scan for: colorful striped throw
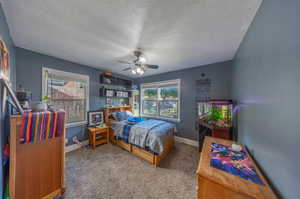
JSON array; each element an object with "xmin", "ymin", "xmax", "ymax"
[{"xmin": 20, "ymin": 110, "xmax": 65, "ymax": 144}]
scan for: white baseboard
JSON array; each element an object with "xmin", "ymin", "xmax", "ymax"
[
  {"xmin": 175, "ymin": 136, "xmax": 198, "ymax": 147},
  {"xmin": 65, "ymin": 136, "xmax": 198, "ymax": 152},
  {"xmin": 65, "ymin": 140, "xmax": 89, "ymax": 153}
]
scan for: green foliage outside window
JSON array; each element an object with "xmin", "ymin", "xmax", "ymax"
[
  {"xmin": 160, "ymin": 87, "xmax": 178, "ymax": 99},
  {"xmin": 143, "ymin": 88, "xmax": 157, "ymax": 99}
]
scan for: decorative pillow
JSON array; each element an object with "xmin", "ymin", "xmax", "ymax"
[
  {"xmin": 126, "ymin": 110, "xmax": 134, "ymax": 117},
  {"xmin": 127, "ymin": 117, "xmax": 146, "ymax": 123},
  {"xmin": 116, "ymin": 111, "xmax": 128, "ymax": 121}
]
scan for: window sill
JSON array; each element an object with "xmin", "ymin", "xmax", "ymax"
[{"xmin": 66, "ymin": 121, "xmax": 87, "ymax": 128}]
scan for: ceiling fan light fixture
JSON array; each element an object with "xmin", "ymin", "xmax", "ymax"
[
  {"xmin": 139, "ymin": 70, "xmax": 144, "ymax": 75},
  {"xmin": 136, "ymin": 67, "xmax": 144, "ymax": 75},
  {"xmin": 119, "ymin": 50, "xmax": 159, "ymax": 75},
  {"xmin": 136, "ymin": 67, "xmax": 142, "ymax": 74},
  {"xmin": 131, "ymin": 68, "xmax": 137, "ymax": 74},
  {"xmin": 138, "ymin": 56, "xmax": 146, "ymax": 64}
]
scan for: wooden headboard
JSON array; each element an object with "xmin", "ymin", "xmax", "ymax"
[{"xmin": 104, "ymin": 106, "xmax": 132, "ymax": 125}]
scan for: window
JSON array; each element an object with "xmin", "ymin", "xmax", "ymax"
[
  {"xmin": 141, "ymin": 79, "xmax": 180, "ymax": 121},
  {"xmin": 42, "ymin": 67, "xmax": 89, "ymax": 127},
  {"xmin": 132, "ymin": 90, "xmax": 140, "ymax": 116}
]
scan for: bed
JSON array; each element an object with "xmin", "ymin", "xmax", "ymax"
[{"xmin": 104, "ymin": 106, "xmax": 175, "ymax": 166}]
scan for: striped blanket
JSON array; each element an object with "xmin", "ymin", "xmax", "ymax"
[{"xmin": 20, "ymin": 111, "xmax": 65, "ymax": 144}]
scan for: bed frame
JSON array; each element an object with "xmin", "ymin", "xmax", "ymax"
[{"xmin": 104, "ymin": 106, "xmax": 174, "ymax": 166}]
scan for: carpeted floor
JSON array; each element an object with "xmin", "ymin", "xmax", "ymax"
[{"xmin": 64, "ymin": 142, "xmax": 199, "ymax": 199}]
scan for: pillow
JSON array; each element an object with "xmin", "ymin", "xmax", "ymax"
[
  {"xmin": 126, "ymin": 110, "xmax": 134, "ymax": 117},
  {"xmin": 127, "ymin": 117, "xmax": 146, "ymax": 123},
  {"xmin": 116, "ymin": 111, "xmax": 128, "ymax": 121},
  {"xmin": 111, "ymin": 112, "xmax": 118, "ymax": 120}
]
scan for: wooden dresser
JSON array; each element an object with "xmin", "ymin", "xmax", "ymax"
[
  {"xmin": 197, "ymin": 137, "xmax": 278, "ymax": 199},
  {"xmin": 10, "ymin": 115, "xmax": 65, "ymax": 199}
]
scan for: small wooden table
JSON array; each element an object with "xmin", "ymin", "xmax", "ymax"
[
  {"xmin": 197, "ymin": 136, "xmax": 278, "ymax": 199},
  {"xmin": 88, "ymin": 127, "xmax": 109, "ymax": 149}
]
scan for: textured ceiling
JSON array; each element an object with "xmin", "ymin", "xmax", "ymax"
[{"xmin": 1, "ymin": 0, "xmax": 261, "ymax": 77}]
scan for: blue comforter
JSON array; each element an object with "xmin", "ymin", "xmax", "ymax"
[{"xmin": 111, "ymin": 118, "xmax": 174, "ymax": 154}]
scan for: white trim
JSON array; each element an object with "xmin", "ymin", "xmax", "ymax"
[
  {"xmin": 42, "ymin": 67, "xmax": 90, "ymax": 82},
  {"xmin": 65, "ymin": 136, "xmax": 198, "ymax": 153},
  {"xmin": 65, "ymin": 140, "xmax": 89, "ymax": 153},
  {"xmin": 141, "ymin": 79, "xmax": 181, "ymax": 88},
  {"xmin": 175, "ymin": 136, "xmax": 198, "ymax": 147},
  {"xmin": 66, "ymin": 121, "xmax": 87, "ymax": 128},
  {"xmin": 140, "ymin": 79, "xmax": 181, "ymax": 121},
  {"xmin": 42, "ymin": 67, "xmax": 90, "ymax": 125}
]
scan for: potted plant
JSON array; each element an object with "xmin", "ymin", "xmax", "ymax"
[{"xmin": 32, "ymin": 96, "xmax": 52, "ymax": 112}]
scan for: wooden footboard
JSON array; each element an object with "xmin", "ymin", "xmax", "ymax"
[
  {"xmin": 132, "ymin": 145, "xmax": 155, "ymax": 164},
  {"xmin": 154, "ymin": 135, "xmax": 174, "ymax": 166},
  {"xmin": 115, "ymin": 135, "xmax": 174, "ymax": 166},
  {"xmin": 116, "ymin": 139, "xmax": 131, "ymax": 152}
]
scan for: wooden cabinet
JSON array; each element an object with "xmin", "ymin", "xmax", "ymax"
[
  {"xmin": 197, "ymin": 137, "xmax": 278, "ymax": 199},
  {"xmin": 211, "ymin": 127, "xmax": 231, "ymax": 140},
  {"xmin": 198, "ymin": 121, "xmax": 232, "ymax": 152},
  {"xmin": 9, "ymin": 115, "xmax": 65, "ymax": 199}
]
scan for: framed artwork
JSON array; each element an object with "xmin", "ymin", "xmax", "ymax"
[
  {"xmin": 105, "ymin": 89, "xmax": 114, "ymax": 97},
  {"xmin": 106, "ymin": 97, "xmax": 113, "ymax": 105},
  {"xmin": 0, "ymin": 39, "xmax": 10, "ymax": 81},
  {"xmin": 195, "ymin": 78, "xmax": 211, "ymax": 102},
  {"xmin": 88, "ymin": 111, "xmax": 104, "ymax": 127}
]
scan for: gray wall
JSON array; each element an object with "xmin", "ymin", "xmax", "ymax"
[
  {"xmin": 0, "ymin": 2, "xmax": 16, "ymax": 196},
  {"xmin": 135, "ymin": 61, "xmax": 232, "ymax": 140},
  {"xmin": 232, "ymin": 0, "xmax": 300, "ymax": 198},
  {"xmin": 16, "ymin": 47, "xmax": 132, "ymax": 144}
]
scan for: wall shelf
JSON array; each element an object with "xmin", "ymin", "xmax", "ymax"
[
  {"xmin": 100, "ymin": 74, "xmax": 132, "ymax": 89},
  {"xmin": 99, "ymin": 87, "xmax": 131, "ymax": 98}
]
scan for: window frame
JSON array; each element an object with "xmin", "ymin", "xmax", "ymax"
[
  {"xmin": 140, "ymin": 79, "xmax": 181, "ymax": 122},
  {"xmin": 42, "ymin": 67, "xmax": 90, "ymax": 128}
]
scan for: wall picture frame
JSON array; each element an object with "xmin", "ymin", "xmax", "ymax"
[
  {"xmin": 0, "ymin": 39, "xmax": 10, "ymax": 81},
  {"xmin": 88, "ymin": 110, "xmax": 104, "ymax": 127},
  {"xmin": 106, "ymin": 97, "xmax": 113, "ymax": 105}
]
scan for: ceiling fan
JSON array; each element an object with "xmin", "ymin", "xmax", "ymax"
[{"xmin": 118, "ymin": 50, "xmax": 159, "ymax": 75}]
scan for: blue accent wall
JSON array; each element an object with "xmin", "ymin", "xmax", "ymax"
[
  {"xmin": 232, "ymin": 0, "xmax": 300, "ymax": 198},
  {"xmin": 135, "ymin": 61, "xmax": 232, "ymax": 140},
  {"xmin": 15, "ymin": 47, "xmax": 132, "ymax": 145},
  {"xmin": 0, "ymin": 2, "xmax": 16, "ymax": 197}
]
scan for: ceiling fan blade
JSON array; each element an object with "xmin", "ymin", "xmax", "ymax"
[
  {"xmin": 117, "ymin": 60, "xmax": 133, "ymax": 64},
  {"xmin": 145, "ymin": 64, "xmax": 159, "ymax": 69},
  {"xmin": 122, "ymin": 67, "xmax": 132, "ymax": 71}
]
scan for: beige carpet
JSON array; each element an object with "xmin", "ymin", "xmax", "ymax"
[{"xmin": 64, "ymin": 142, "xmax": 199, "ymax": 199}]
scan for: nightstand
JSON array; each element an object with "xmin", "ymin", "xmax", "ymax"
[{"xmin": 88, "ymin": 127, "xmax": 109, "ymax": 149}]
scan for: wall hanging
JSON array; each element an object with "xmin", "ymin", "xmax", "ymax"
[{"xmin": 0, "ymin": 39, "xmax": 10, "ymax": 81}]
